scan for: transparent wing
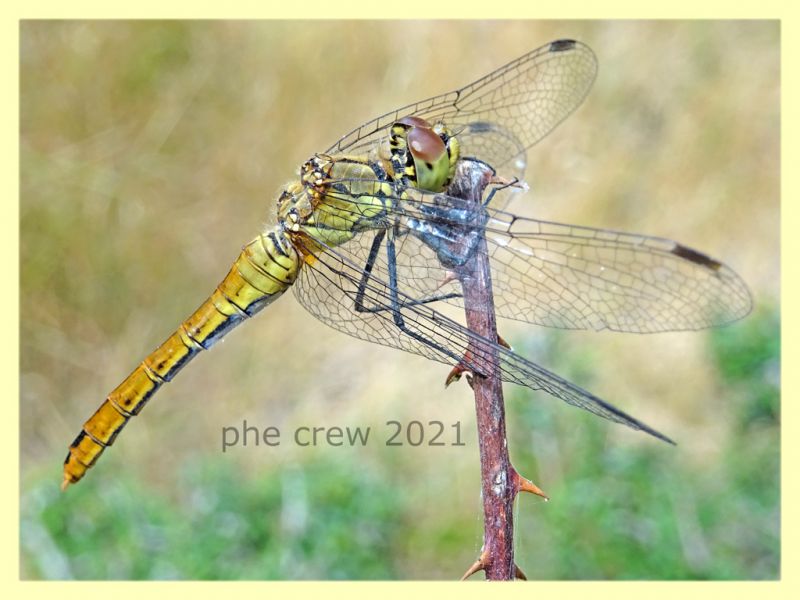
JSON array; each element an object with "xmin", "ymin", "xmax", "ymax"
[
  {"xmin": 310, "ymin": 181, "xmax": 753, "ymax": 333},
  {"xmin": 292, "ymin": 234, "xmax": 674, "ymax": 444},
  {"xmin": 325, "ymin": 39, "xmax": 597, "ymax": 175},
  {"xmin": 480, "ymin": 207, "xmax": 754, "ymax": 332}
]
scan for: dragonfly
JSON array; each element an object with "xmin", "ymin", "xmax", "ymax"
[{"xmin": 62, "ymin": 39, "xmax": 752, "ymax": 489}]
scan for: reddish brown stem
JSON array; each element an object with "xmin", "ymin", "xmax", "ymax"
[{"xmin": 448, "ymin": 160, "xmax": 515, "ymax": 580}]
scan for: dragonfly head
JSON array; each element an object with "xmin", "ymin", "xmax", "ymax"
[{"xmin": 389, "ymin": 116, "xmax": 460, "ymax": 192}]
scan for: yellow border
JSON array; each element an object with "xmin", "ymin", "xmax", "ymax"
[{"xmin": 7, "ymin": 1, "xmax": 794, "ymax": 598}]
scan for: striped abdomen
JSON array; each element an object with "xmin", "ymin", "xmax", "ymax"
[{"xmin": 62, "ymin": 228, "xmax": 300, "ymax": 489}]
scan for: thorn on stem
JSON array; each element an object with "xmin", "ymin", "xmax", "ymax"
[
  {"xmin": 445, "ymin": 363, "xmax": 470, "ymax": 387},
  {"xmin": 460, "ymin": 550, "xmax": 489, "ymax": 581},
  {"xmin": 445, "ymin": 362, "xmax": 482, "ymax": 389},
  {"xmin": 497, "ymin": 333, "xmax": 513, "ymax": 351},
  {"xmin": 514, "ymin": 563, "xmax": 528, "ymax": 580},
  {"xmin": 510, "ymin": 465, "xmax": 549, "ymax": 500}
]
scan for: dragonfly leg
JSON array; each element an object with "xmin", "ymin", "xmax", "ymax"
[
  {"xmin": 444, "ymin": 331, "xmax": 511, "ymax": 388},
  {"xmin": 383, "ymin": 230, "xmax": 466, "ymax": 366},
  {"xmin": 482, "ymin": 175, "xmax": 523, "ymax": 207},
  {"xmin": 353, "ymin": 229, "xmax": 385, "ymax": 312},
  {"xmin": 352, "ymin": 227, "xmax": 499, "ymax": 386},
  {"xmin": 354, "ymin": 229, "xmax": 461, "ymax": 314}
]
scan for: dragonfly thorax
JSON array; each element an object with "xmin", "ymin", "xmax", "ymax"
[{"xmin": 276, "ymin": 153, "xmax": 396, "ymax": 256}]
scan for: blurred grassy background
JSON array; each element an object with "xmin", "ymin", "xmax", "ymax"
[{"xmin": 20, "ymin": 21, "xmax": 779, "ymax": 580}]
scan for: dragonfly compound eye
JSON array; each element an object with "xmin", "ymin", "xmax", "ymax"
[
  {"xmin": 405, "ymin": 124, "xmax": 451, "ymax": 192},
  {"xmin": 407, "ymin": 125, "xmax": 447, "ymax": 163},
  {"xmin": 397, "ymin": 115, "xmax": 432, "ymax": 129}
]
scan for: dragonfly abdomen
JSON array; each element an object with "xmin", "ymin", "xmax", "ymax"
[{"xmin": 62, "ymin": 228, "xmax": 300, "ymax": 488}]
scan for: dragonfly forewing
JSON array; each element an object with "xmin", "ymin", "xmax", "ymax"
[
  {"xmin": 327, "ymin": 40, "xmax": 597, "ymax": 176},
  {"xmin": 309, "ymin": 181, "xmax": 753, "ymax": 333}
]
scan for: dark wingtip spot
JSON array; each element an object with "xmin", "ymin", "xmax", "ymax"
[
  {"xmin": 671, "ymin": 244, "xmax": 722, "ymax": 271},
  {"xmin": 466, "ymin": 121, "xmax": 493, "ymax": 133},
  {"xmin": 550, "ymin": 39, "xmax": 577, "ymax": 52}
]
